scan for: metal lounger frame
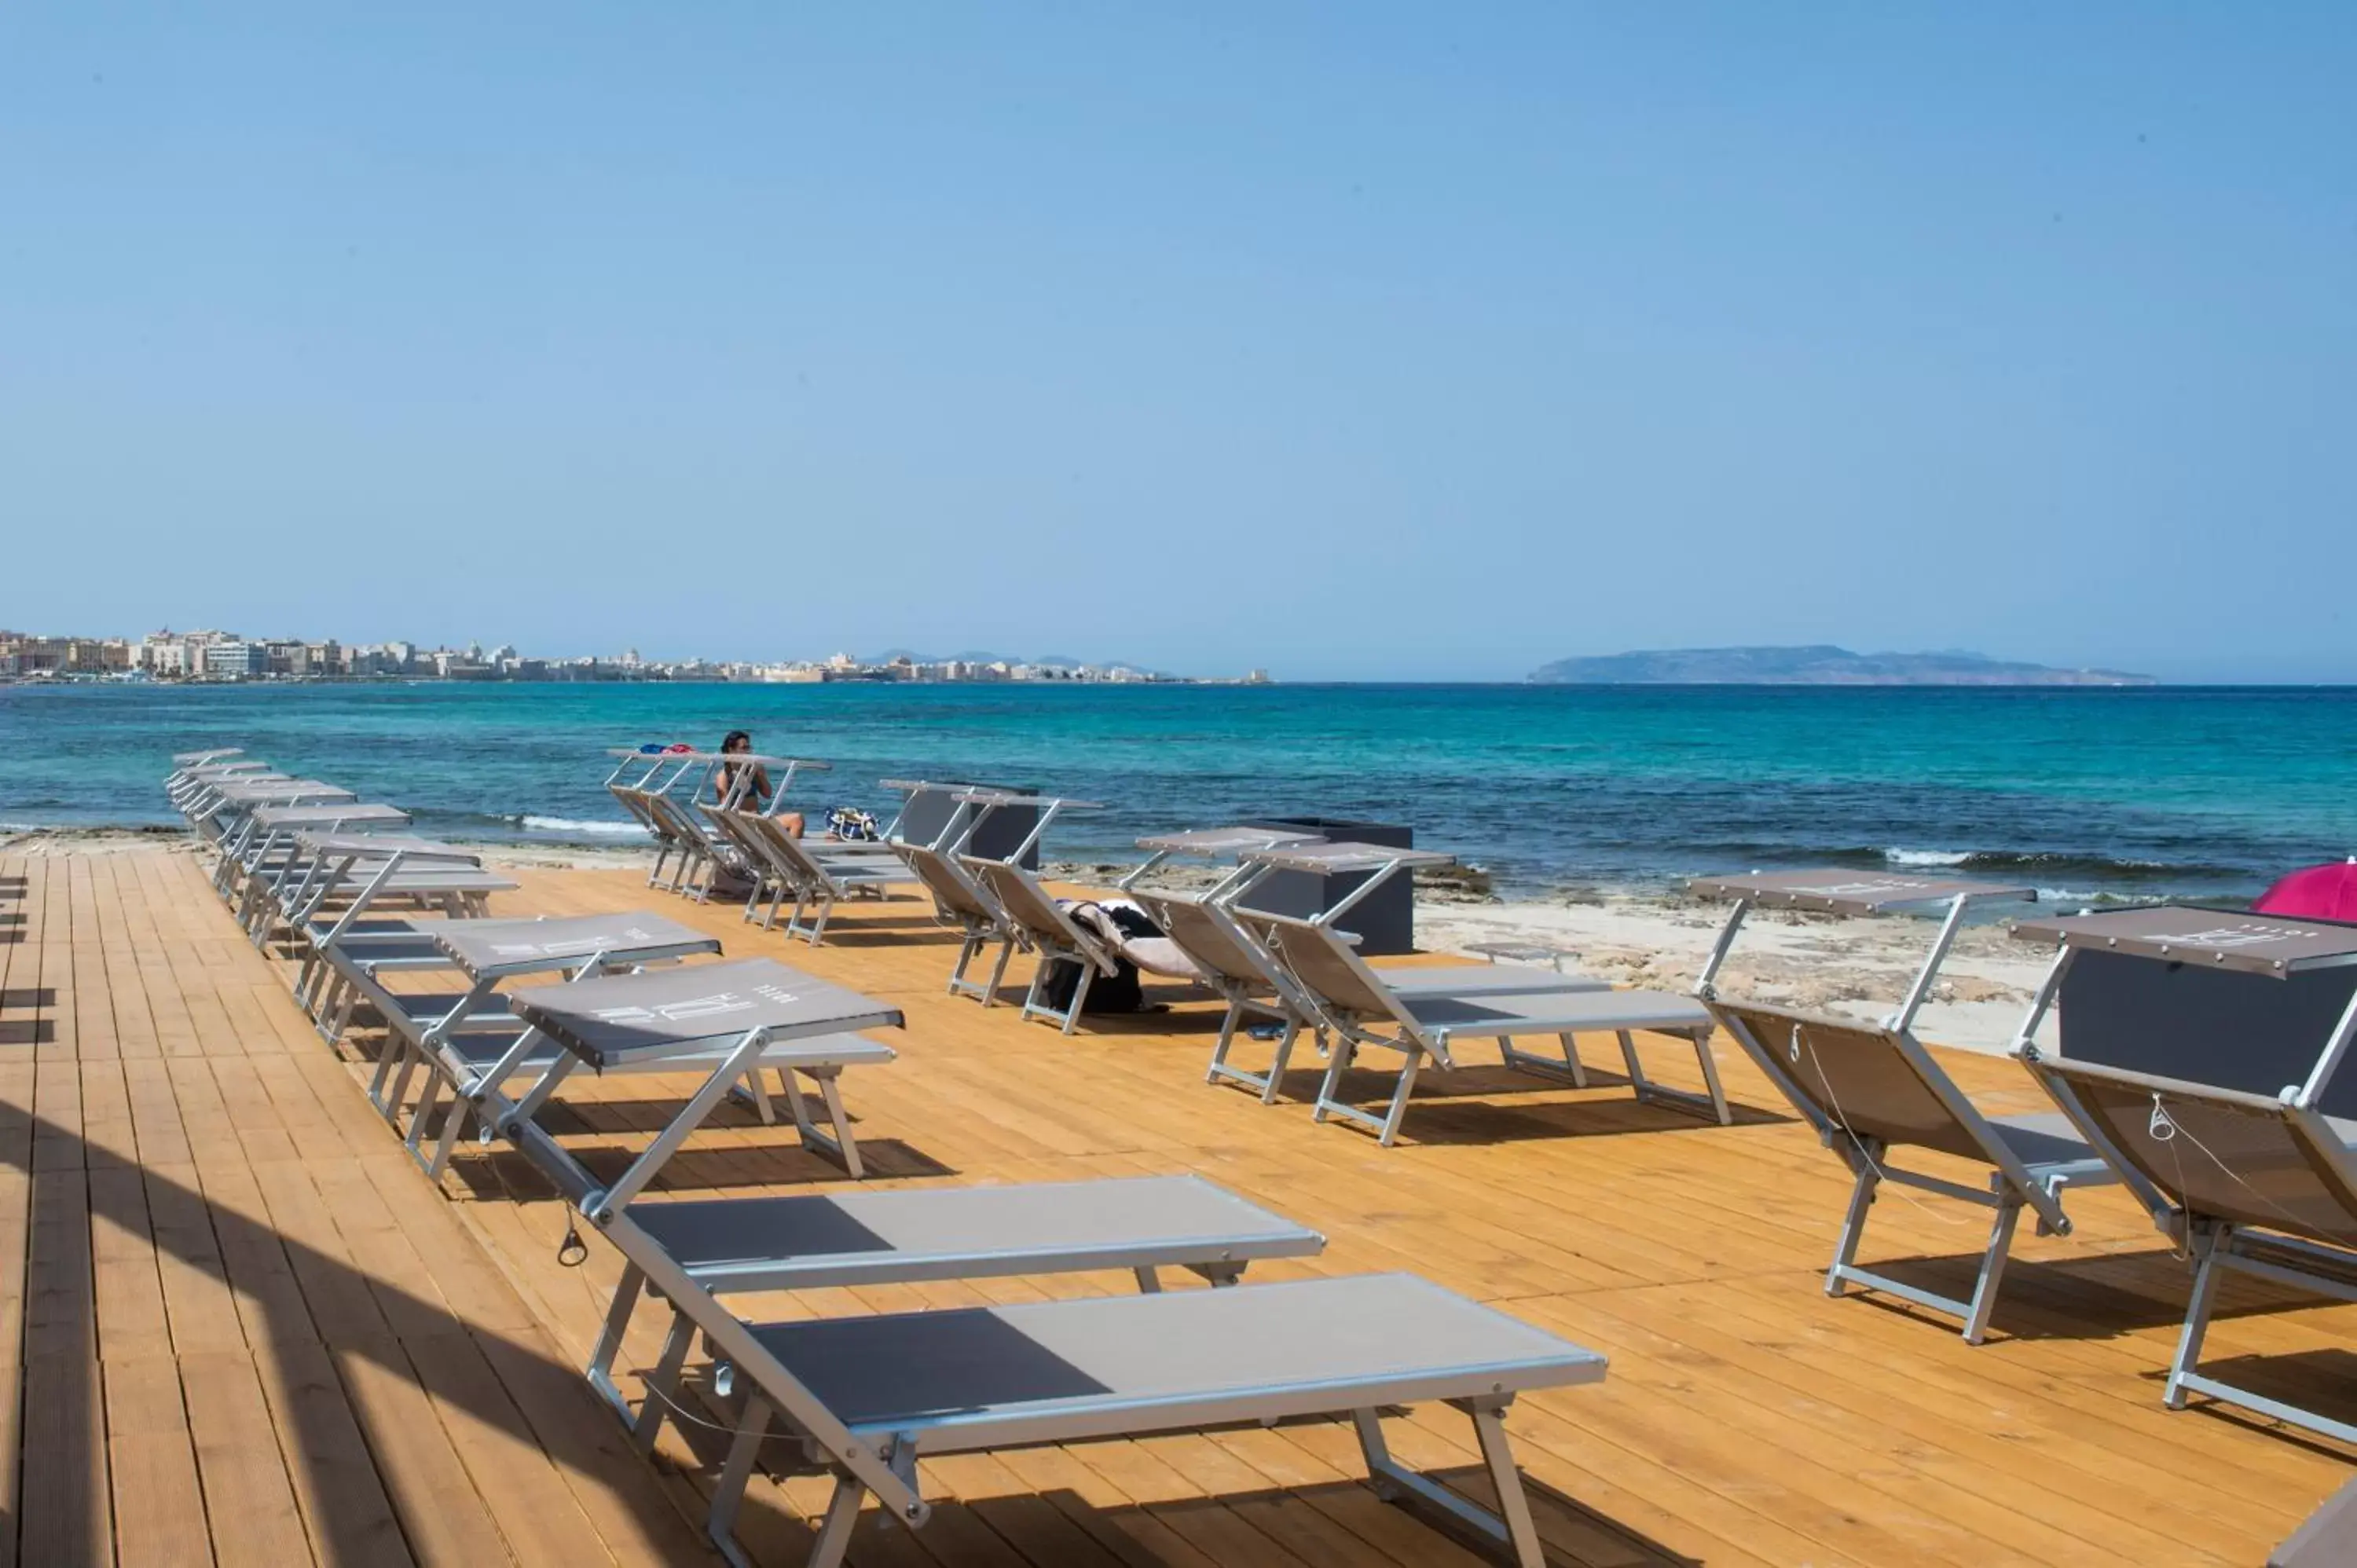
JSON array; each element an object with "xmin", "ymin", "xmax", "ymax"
[
  {"xmin": 1245, "ymin": 910, "xmax": 1725, "ymax": 1146},
  {"xmin": 1712, "ymin": 995, "xmax": 2115, "ymax": 1343},
  {"xmin": 2019, "ymin": 1048, "xmax": 2357, "ymax": 1441}
]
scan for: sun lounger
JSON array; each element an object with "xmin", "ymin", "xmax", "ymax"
[
  {"xmin": 887, "ymin": 787, "xmax": 1099, "ymax": 1003},
  {"xmin": 212, "ymin": 800, "xmax": 412, "ymax": 901},
  {"xmin": 489, "ymin": 957, "xmax": 903, "ymax": 1181},
  {"xmin": 720, "ymin": 809, "xmax": 919, "ymax": 943},
  {"xmin": 596, "ymin": 1175, "xmax": 1327, "ymax": 1449},
  {"xmin": 2004, "ymin": 903, "xmax": 2357, "ymax": 1426},
  {"xmin": 701, "ymin": 1273, "xmax": 1601, "ymax": 1567},
  {"xmin": 1118, "ymin": 824, "xmax": 1325, "ymax": 898},
  {"xmin": 962, "ymin": 856, "xmax": 1202, "ymax": 1031},
  {"xmin": 350, "ymin": 911, "xmax": 725, "ymax": 1175},
  {"xmin": 1240, "ymin": 904, "xmax": 1720, "ymax": 1144},
  {"xmin": 1691, "ymin": 870, "xmax": 2113, "ymax": 1343},
  {"xmin": 2019, "ymin": 1055, "xmax": 2357, "ymax": 1440}
]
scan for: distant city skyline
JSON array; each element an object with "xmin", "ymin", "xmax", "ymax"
[{"xmin": 3, "ymin": 9, "xmax": 2352, "ymax": 682}]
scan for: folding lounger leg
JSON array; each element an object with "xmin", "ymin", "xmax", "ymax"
[
  {"xmin": 1960, "ymin": 1195, "xmax": 2025, "ymax": 1346},
  {"xmin": 2166, "ymin": 1229, "xmax": 2227, "ymax": 1411},
  {"xmin": 1311, "ymin": 1036, "xmax": 1358, "ymax": 1126},
  {"xmin": 708, "ymin": 1393, "xmax": 774, "ymax": 1566},
  {"xmin": 807, "ymin": 892, "xmax": 834, "ymax": 946},
  {"xmin": 1377, "ymin": 1048, "xmax": 1425, "ymax": 1147},
  {"xmin": 1263, "ymin": 1017, "xmax": 1303, "ymax": 1105},
  {"xmin": 1826, "ymin": 1156, "xmax": 1880, "ymax": 1299},
  {"xmin": 1061, "ymin": 965, "xmax": 1094, "ymax": 1036},
  {"xmin": 631, "ymin": 1310, "xmax": 697, "ymax": 1453},
  {"xmin": 585, "ymin": 1262, "xmax": 647, "ymax": 1423},
  {"xmin": 1497, "ymin": 1030, "xmax": 1587, "ymax": 1086},
  {"xmin": 426, "ymin": 1096, "xmax": 473, "ymax": 1180},
  {"xmin": 739, "ymin": 1068, "xmax": 779, "ymax": 1127},
  {"xmin": 983, "ymin": 936, "xmax": 1015, "ymax": 1006},
  {"xmin": 1353, "ymin": 1402, "xmax": 1543, "ymax": 1568},
  {"xmin": 805, "ymin": 1473, "xmax": 867, "ymax": 1568},
  {"xmin": 783, "ymin": 1068, "xmax": 864, "ymax": 1178}
]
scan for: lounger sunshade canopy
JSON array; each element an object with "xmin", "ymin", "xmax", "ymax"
[
  {"xmin": 2012, "ymin": 905, "xmax": 2357, "ymax": 975},
  {"xmin": 1244, "ymin": 841, "xmax": 1455, "ymax": 874},
  {"xmin": 508, "ymin": 956, "xmax": 905, "ymax": 1069},
  {"xmin": 430, "ymin": 910, "xmax": 719, "ymax": 975},
  {"xmin": 1688, "ymin": 868, "xmax": 2033, "ymax": 912},
  {"xmin": 1135, "ymin": 826, "xmax": 1322, "ymax": 856}
]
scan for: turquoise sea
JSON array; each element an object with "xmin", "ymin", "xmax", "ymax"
[{"xmin": 2, "ymin": 681, "xmax": 2352, "ymax": 900}]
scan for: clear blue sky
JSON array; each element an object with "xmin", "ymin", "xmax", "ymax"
[{"xmin": 2, "ymin": 5, "xmax": 2351, "ymax": 681}]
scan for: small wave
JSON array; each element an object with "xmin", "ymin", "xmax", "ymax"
[
  {"xmin": 1884, "ymin": 848, "xmax": 1971, "ymax": 868},
  {"xmin": 516, "ymin": 815, "xmax": 648, "ymax": 838}
]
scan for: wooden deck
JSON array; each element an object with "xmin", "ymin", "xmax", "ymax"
[{"xmin": 2, "ymin": 847, "xmax": 2352, "ymax": 1566}]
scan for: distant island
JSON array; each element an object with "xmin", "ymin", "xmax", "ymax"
[{"xmin": 1529, "ymin": 645, "xmax": 2156, "ymax": 687}]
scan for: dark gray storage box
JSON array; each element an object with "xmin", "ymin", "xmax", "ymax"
[{"xmin": 1233, "ymin": 816, "xmax": 1416, "ymax": 956}]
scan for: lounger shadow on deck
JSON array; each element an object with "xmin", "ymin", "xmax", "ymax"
[
  {"xmin": 654, "ymin": 1368, "xmax": 1701, "ymax": 1568},
  {"xmin": 0, "ymin": 1111, "xmax": 702, "ymax": 1563},
  {"xmin": 2164, "ymin": 1350, "xmax": 2357, "ymax": 1453},
  {"xmin": 1826, "ymin": 1244, "xmax": 2330, "ymax": 1343},
  {"xmin": 0, "ymin": 989, "xmax": 55, "ymax": 1010},
  {"xmin": 1303, "ymin": 1064, "xmax": 1789, "ymax": 1147}
]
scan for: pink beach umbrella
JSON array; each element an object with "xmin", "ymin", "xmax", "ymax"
[{"xmin": 2255, "ymin": 858, "xmax": 2357, "ymax": 921}]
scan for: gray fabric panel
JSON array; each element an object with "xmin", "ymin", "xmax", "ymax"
[
  {"xmin": 1244, "ymin": 914, "xmax": 1402, "ymax": 1019},
  {"xmin": 432, "ymin": 912, "xmax": 717, "ymax": 973},
  {"xmin": 1405, "ymin": 987, "xmax": 1710, "ymax": 1037},
  {"xmin": 1383, "ymin": 964, "xmax": 1610, "ymax": 998},
  {"xmin": 1985, "ymin": 1112, "xmax": 2100, "ymax": 1170},
  {"xmin": 1134, "ymin": 895, "xmax": 1273, "ymax": 991},
  {"xmin": 507, "ymin": 958, "xmax": 903, "ymax": 1068},
  {"xmin": 1714, "ymin": 1000, "xmax": 1986, "ymax": 1161},
  {"xmin": 635, "ymin": 1176, "xmax": 1319, "ymax": 1273},
  {"xmin": 746, "ymin": 1273, "xmax": 1601, "ymax": 1432},
  {"xmin": 2059, "ymin": 951, "xmax": 2357, "ymax": 1114},
  {"xmin": 2055, "ymin": 1071, "xmax": 2357, "ymax": 1247}
]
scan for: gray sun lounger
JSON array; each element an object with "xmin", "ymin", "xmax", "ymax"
[
  {"xmin": 1692, "ymin": 869, "xmax": 2121, "ymax": 1343},
  {"xmin": 1242, "ymin": 908, "xmax": 1721, "ymax": 1145},
  {"xmin": 962, "ymin": 856, "xmax": 1165, "ymax": 1032},
  {"xmin": 493, "ymin": 956, "xmax": 903, "ymax": 1180},
  {"xmin": 1714, "ymin": 998, "xmax": 2117, "ymax": 1343},
  {"xmin": 594, "ymin": 1175, "xmax": 1326, "ymax": 1449},
  {"xmin": 350, "ymin": 911, "xmax": 732, "ymax": 1175},
  {"xmin": 707, "ymin": 1273, "xmax": 1602, "ymax": 1568},
  {"xmin": 1136, "ymin": 888, "xmax": 1611, "ymax": 1104},
  {"xmin": 714, "ymin": 806, "xmax": 917, "ymax": 943},
  {"xmin": 2018, "ymin": 1054, "xmax": 2357, "ymax": 1442}
]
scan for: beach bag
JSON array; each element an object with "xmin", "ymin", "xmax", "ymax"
[
  {"xmin": 1037, "ymin": 954, "xmax": 1143, "ymax": 1015},
  {"xmin": 827, "ymin": 806, "xmax": 881, "ymax": 841}
]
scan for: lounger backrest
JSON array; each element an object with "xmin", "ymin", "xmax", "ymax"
[
  {"xmin": 1710, "ymin": 1000, "xmax": 1988, "ymax": 1162},
  {"xmin": 607, "ymin": 782, "xmax": 670, "ymax": 841},
  {"xmin": 1237, "ymin": 911, "xmax": 1420, "ymax": 1031},
  {"xmin": 896, "ymin": 841, "xmax": 999, "ymax": 926},
  {"xmin": 1133, "ymin": 892, "xmax": 1271, "ymax": 991},
  {"xmin": 2033, "ymin": 1060, "xmax": 2357, "ymax": 1247},
  {"xmin": 966, "ymin": 859, "xmax": 1106, "ymax": 963}
]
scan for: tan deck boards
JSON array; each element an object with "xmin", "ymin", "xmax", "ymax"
[{"xmin": 2, "ymin": 848, "xmax": 2352, "ymax": 1565}]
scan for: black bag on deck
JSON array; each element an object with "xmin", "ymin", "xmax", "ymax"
[{"xmin": 1037, "ymin": 900, "xmax": 1146, "ymax": 1015}]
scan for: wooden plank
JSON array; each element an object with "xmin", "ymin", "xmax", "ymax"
[{"xmin": 104, "ymin": 1353, "xmax": 215, "ymax": 1568}]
